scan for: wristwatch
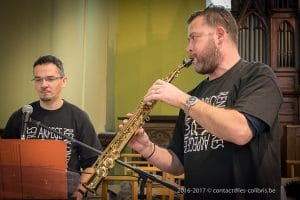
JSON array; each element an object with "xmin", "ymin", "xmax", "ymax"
[{"xmin": 184, "ymin": 96, "xmax": 199, "ymax": 116}]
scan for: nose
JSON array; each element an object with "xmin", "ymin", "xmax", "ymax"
[
  {"xmin": 186, "ymin": 42, "xmax": 193, "ymax": 53},
  {"xmin": 40, "ymin": 79, "xmax": 49, "ymax": 87}
]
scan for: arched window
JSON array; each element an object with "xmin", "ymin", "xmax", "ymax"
[
  {"xmin": 238, "ymin": 12, "xmax": 267, "ymax": 63},
  {"xmin": 277, "ymin": 20, "xmax": 295, "ymax": 68}
]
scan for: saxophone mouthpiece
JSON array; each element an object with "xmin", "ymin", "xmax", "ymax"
[{"xmin": 183, "ymin": 58, "xmax": 193, "ymax": 67}]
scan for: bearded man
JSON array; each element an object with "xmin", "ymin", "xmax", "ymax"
[{"xmin": 123, "ymin": 5, "xmax": 282, "ymax": 200}]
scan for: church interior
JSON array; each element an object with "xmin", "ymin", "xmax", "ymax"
[{"xmin": 0, "ymin": 0, "xmax": 299, "ymax": 199}]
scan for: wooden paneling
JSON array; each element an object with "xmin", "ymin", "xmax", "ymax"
[
  {"xmin": 0, "ymin": 140, "xmax": 67, "ymax": 199},
  {"xmin": 276, "ymin": 72, "xmax": 299, "ymax": 94},
  {"xmin": 99, "ymin": 116, "xmax": 177, "ymax": 150},
  {"xmin": 279, "ymin": 96, "xmax": 299, "ymax": 123},
  {"xmin": 143, "ymin": 116, "xmax": 177, "ymax": 148},
  {"xmin": 286, "ymin": 125, "xmax": 300, "ymax": 177},
  {"xmin": 144, "ymin": 122, "xmax": 176, "ymax": 148}
]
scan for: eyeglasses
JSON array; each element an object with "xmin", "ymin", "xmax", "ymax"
[
  {"xmin": 204, "ymin": 4, "xmax": 230, "ymax": 26},
  {"xmin": 31, "ymin": 76, "xmax": 63, "ymax": 84}
]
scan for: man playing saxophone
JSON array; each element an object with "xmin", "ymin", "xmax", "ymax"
[{"xmin": 123, "ymin": 5, "xmax": 282, "ymax": 200}]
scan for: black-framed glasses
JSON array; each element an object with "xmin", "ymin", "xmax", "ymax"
[{"xmin": 31, "ymin": 76, "xmax": 63, "ymax": 84}]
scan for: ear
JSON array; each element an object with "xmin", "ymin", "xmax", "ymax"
[
  {"xmin": 62, "ymin": 76, "xmax": 68, "ymax": 88},
  {"xmin": 215, "ymin": 26, "xmax": 226, "ymax": 44}
]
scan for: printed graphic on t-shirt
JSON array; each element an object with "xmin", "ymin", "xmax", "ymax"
[
  {"xmin": 26, "ymin": 126, "xmax": 74, "ymax": 161},
  {"xmin": 184, "ymin": 91, "xmax": 229, "ymax": 153}
]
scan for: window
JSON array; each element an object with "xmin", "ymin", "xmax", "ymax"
[
  {"xmin": 206, "ymin": 0, "xmax": 231, "ymax": 9},
  {"xmin": 277, "ymin": 21, "xmax": 295, "ymax": 68},
  {"xmin": 238, "ymin": 12, "xmax": 267, "ymax": 63}
]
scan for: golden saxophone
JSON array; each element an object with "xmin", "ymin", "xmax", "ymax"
[{"xmin": 82, "ymin": 58, "xmax": 193, "ymax": 193}]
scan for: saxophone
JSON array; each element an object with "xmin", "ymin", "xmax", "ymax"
[{"xmin": 82, "ymin": 58, "xmax": 193, "ymax": 193}]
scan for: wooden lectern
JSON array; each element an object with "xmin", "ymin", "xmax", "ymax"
[{"xmin": 0, "ymin": 139, "xmax": 67, "ymax": 199}]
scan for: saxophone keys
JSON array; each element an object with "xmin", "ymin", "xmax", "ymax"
[
  {"xmin": 144, "ymin": 116, "xmax": 150, "ymax": 121},
  {"xmin": 96, "ymin": 166, "xmax": 108, "ymax": 177}
]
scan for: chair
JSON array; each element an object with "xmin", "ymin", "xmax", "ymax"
[
  {"xmin": 99, "ymin": 153, "xmax": 147, "ymax": 200},
  {"xmin": 281, "ymin": 160, "xmax": 300, "ymax": 200},
  {"xmin": 100, "ymin": 152, "xmax": 184, "ymax": 200},
  {"xmin": 101, "ymin": 175, "xmax": 139, "ymax": 200},
  {"xmin": 282, "ymin": 160, "xmax": 300, "ymax": 186},
  {"xmin": 286, "ymin": 160, "xmax": 300, "ymax": 178},
  {"xmin": 120, "ymin": 153, "xmax": 184, "ymax": 200},
  {"xmin": 121, "ymin": 153, "xmax": 151, "ymax": 175}
]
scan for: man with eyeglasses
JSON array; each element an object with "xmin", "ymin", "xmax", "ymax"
[
  {"xmin": 124, "ymin": 5, "xmax": 282, "ymax": 200},
  {"xmin": 3, "ymin": 55, "xmax": 102, "ymax": 199}
]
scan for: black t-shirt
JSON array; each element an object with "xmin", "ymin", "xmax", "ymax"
[
  {"xmin": 4, "ymin": 100, "xmax": 102, "ymax": 171},
  {"xmin": 168, "ymin": 59, "xmax": 282, "ymax": 199}
]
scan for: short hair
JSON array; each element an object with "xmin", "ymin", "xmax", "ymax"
[
  {"xmin": 33, "ymin": 55, "xmax": 65, "ymax": 77},
  {"xmin": 187, "ymin": 5, "xmax": 238, "ymax": 45}
]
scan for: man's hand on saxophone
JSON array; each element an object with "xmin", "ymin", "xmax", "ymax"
[
  {"xmin": 72, "ymin": 167, "xmax": 96, "ymax": 200},
  {"xmin": 121, "ymin": 112, "xmax": 185, "ymax": 177},
  {"xmin": 120, "ymin": 113, "xmax": 153, "ymax": 158},
  {"xmin": 144, "ymin": 79, "xmax": 190, "ymax": 112}
]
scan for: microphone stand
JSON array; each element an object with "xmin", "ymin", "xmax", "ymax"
[{"xmin": 30, "ymin": 118, "xmax": 181, "ymax": 200}]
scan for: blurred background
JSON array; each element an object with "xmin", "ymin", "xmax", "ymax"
[{"xmin": 0, "ymin": 0, "xmax": 210, "ymax": 132}]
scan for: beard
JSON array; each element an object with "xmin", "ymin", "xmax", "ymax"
[
  {"xmin": 193, "ymin": 38, "xmax": 221, "ymax": 74},
  {"xmin": 39, "ymin": 92, "xmax": 52, "ymax": 102},
  {"xmin": 40, "ymin": 97, "xmax": 52, "ymax": 102}
]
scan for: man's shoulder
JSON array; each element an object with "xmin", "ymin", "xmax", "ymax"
[
  {"xmin": 63, "ymin": 100, "xmax": 81, "ymax": 109},
  {"xmin": 239, "ymin": 60, "xmax": 271, "ymax": 72},
  {"xmin": 62, "ymin": 100, "xmax": 88, "ymax": 116},
  {"xmin": 61, "ymin": 100, "xmax": 93, "ymax": 126},
  {"xmin": 237, "ymin": 60, "xmax": 276, "ymax": 79}
]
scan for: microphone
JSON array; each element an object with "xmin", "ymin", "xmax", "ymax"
[{"xmin": 20, "ymin": 105, "xmax": 33, "ymax": 140}]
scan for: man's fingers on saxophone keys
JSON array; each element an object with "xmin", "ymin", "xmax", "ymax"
[
  {"xmin": 146, "ymin": 101, "xmax": 153, "ymax": 106},
  {"xmin": 136, "ymin": 128, "xmax": 144, "ymax": 136},
  {"xmin": 123, "ymin": 119, "xmax": 129, "ymax": 124},
  {"xmin": 119, "ymin": 118, "xmax": 129, "ymax": 129},
  {"xmin": 126, "ymin": 112, "xmax": 133, "ymax": 118}
]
